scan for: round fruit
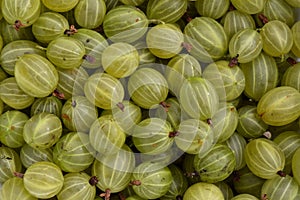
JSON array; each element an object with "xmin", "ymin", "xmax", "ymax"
[
  {"xmin": 84, "ymin": 72, "xmax": 125, "ymax": 109},
  {"xmin": 165, "ymin": 54, "xmax": 202, "ymax": 97},
  {"xmin": 120, "ymin": 0, "xmax": 145, "ymax": 6},
  {"xmin": 146, "ymin": 23, "xmax": 184, "ymax": 59},
  {"xmin": 179, "ymin": 77, "xmax": 219, "ymax": 121},
  {"xmin": 292, "ymin": 148, "xmax": 300, "ymax": 186},
  {"xmin": 57, "ymin": 172, "xmax": 96, "ymax": 200},
  {"xmin": 273, "ymin": 131, "xmax": 300, "ymax": 174},
  {"xmin": 130, "ymin": 162, "xmax": 173, "ymax": 199},
  {"xmin": 183, "ymin": 182, "xmax": 224, "ymax": 200},
  {"xmin": 53, "ymin": 132, "xmax": 94, "ymax": 173},
  {"xmin": 0, "ymin": 110, "xmax": 28, "ymax": 148},
  {"xmin": 212, "ymin": 103, "xmax": 239, "ymax": 143},
  {"xmin": 223, "ymin": 10, "xmax": 256, "ymax": 40},
  {"xmin": 1, "ymin": 40, "xmax": 46, "ymax": 76},
  {"xmin": 257, "ymin": 86, "xmax": 300, "ymax": 126},
  {"xmin": 261, "ymin": 175, "xmax": 299, "ymax": 200},
  {"xmin": 127, "ymin": 68, "xmax": 169, "ymax": 109},
  {"xmin": 32, "ymin": 12, "xmax": 70, "ymax": 44},
  {"xmin": 30, "ymin": 96, "xmax": 63, "ymax": 117},
  {"xmin": 154, "ymin": 97, "xmax": 182, "ymax": 130},
  {"xmin": 20, "ymin": 144, "xmax": 53, "ymax": 169},
  {"xmin": 2, "ymin": 0, "xmax": 41, "ymax": 29},
  {"xmin": 0, "ymin": 177, "xmax": 37, "ymax": 200},
  {"xmin": 228, "ymin": 29, "xmax": 262, "ymax": 64},
  {"xmin": 42, "ymin": 0, "xmax": 79, "ymax": 12},
  {"xmin": 103, "ymin": 5, "xmax": 148, "ymax": 43},
  {"xmin": 111, "ymin": 100, "xmax": 142, "ymax": 134},
  {"xmin": 14, "ymin": 53, "xmax": 59, "ymax": 98},
  {"xmin": 0, "ymin": 68, "xmax": 7, "ymax": 83},
  {"xmin": 285, "ymin": 0, "xmax": 300, "ymax": 7},
  {"xmin": 23, "ymin": 112, "xmax": 62, "ymax": 149},
  {"xmin": 56, "ymin": 67, "xmax": 89, "ymax": 100},
  {"xmin": 71, "ymin": 28, "xmax": 109, "ymax": 69},
  {"xmin": 260, "ymin": 20, "xmax": 293, "ymax": 58},
  {"xmin": 0, "ymin": 147, "xmax": 22, "ymax": 183},
  {"xmin": 202, "ymin": 60, "xmax": 245, "ymax": 101},
  {"xmin": 161, "ymin": 164, "xmax": 188, "ymax": 200},
  {"xmin": 231, "ymin": 0, "xmax": 267, "ymax": 14},
  {"xmin": 233, "ymin": 166, "xmax": 265, "ymax": 198},
  {"xmin": 195, "ymin": 0, "xmax": 229, "ymax": 19},
  {"xmin": 261, "ymin": 0, "xmax": 295, "ymax": 27},
  {"xmin": 132, "ymin": 117, "xmax": 175, "ymax": 155},
  {"xmin": 184, "ymin": 17, "xmax": 228, "ymax": 63},
  {"xmin": 146, "ymin": 0, "xmax": 187, "ymax": 23},
  {"xmin": 61, "ymin": 96, "xmax": 98, "ymax": 133},
  {"xmin": 240, "ymin": 52, "xmax": 278, "ymax": 101},
  {"xmin": 23, "ymin": 161, "xmax": 64, "ymax": 199},
  {"xmin": 74, "ymin": 0, "xmax": 106, "ymax": 29},
  {"xmin": 92, "ymin": 145, "xmax": 135, "ymax": 195},
  {"xmin": 291, "ymin": 21, "xmax": 300, "ymax": 57},
  {"xmin": 0, "ymin": 20, "xmax": 35, "ymax": 45},
  {"xmin": 46, "ymin": 36, "xmax": 86, "ymax": 69},
  {"xmin": 175, "ymin": 118, "xmax": 214, "ymax": 155},
  {"xmin": 0, "ymin": 40, "xmax": 46, "ymax": 76},
  {"xmin": 281, "ymin": 62, "xmax": 300, "ymax": 92},
  {"xmin": 231, "ymin": 194, "xmax": 259, "ymax": 200},
  {"xmin": 244, "ymin": 138, "xmax": 285, "ymax": 179},
  {"xmin": 102, "ymin": 42, "xmax": 139, "ymax": 78},
  {"xmin": 89, "ymin": 114, "xmax": 126, "ymax": 155},
  {"xmin": 236, "ymin": 105, "xmax": 269, "ymax": 139},
  {"xmin": 225, "ymin": 132, "xmax": 247, "ymax": 170},
  {"xmin": 194, "ymin": 144, "xmax": 236, "ymax": 183},
  {"xmin": 0, "ymin": 77, "xmax": 35, "ymax": 109},
  {"xmin": 214, "ymin": 182, "xmax": 234, "ymax": 200}
]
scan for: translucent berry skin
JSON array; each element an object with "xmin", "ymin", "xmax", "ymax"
[
  {"xmin": 257, "ymin": 86, "xmax": 300, "ymax": 126},
  {"xmin": 23, "ymin": 161, "xmax": 64, "ymax": 199},
  {"xmin": 244, "ymin": 138, "xmax": 285, "ymax": 179}
]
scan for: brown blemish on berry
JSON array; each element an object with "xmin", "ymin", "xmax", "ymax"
[{"xmin": 61, "ymin": 114, "xmax": 71, "ymax": 121}]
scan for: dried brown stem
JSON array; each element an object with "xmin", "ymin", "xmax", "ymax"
[
  {"xmin": 14, "ymin": 172, "xmax": 24, "ymax": 178},
  {"xmin": 64, "ymin": 25, "xmax": 78, "ymax": 36},
  {"xmin": 287, "ymin": 57, "xmax": 297, "ymax": 66},
  {"xmin": 89, "ymin": 176, "xmax": 98, "ymax": 186},
  {"xmin": 262, "ymin": 194, "xmax": 269, "ymax": 200},
  {"xmin": 169, "ymin": 131, "xmax": 179, "ymax": 138},
  {"xmin": 184, "ymin": 171, "xmax": 199, "ymax": 178},
  {"xmin": 83, "ymin": 55, "xmax": 95, "ymax": 63},
  {"xmin": 130, "ymin": 180, "xmax": 142, "ymax": 186},
  {"xmin": 116, "ymin": 102, "xmax": 125, "ymax": 112},
  {"xmin": 13, "ymin": 20, "xmax": 25, "ymax": 31},
  {"xmin": 160, "ymin": 101, "xmax": 171, "ymax": 112},
  {"xmin": 99, "ymin": 189, "xmax": 111, "ymax": 200},
  {"xmin": 52, "ymin": 89, "xmax": 65, "ymax": 100},
  {"xmin": 277, "ymin": 170, "xmax": 286, "ymax": 177},
  {"xmin": 259, "ymin": 14, "xmax": 269, "ymax": 25},
  {"xmin": 182, "ymin": 42, "xmax": 193, "ymax": 52},
  {"xmin": 229, "ymin": 54, "xmax": 239, "ymax": 67}
]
